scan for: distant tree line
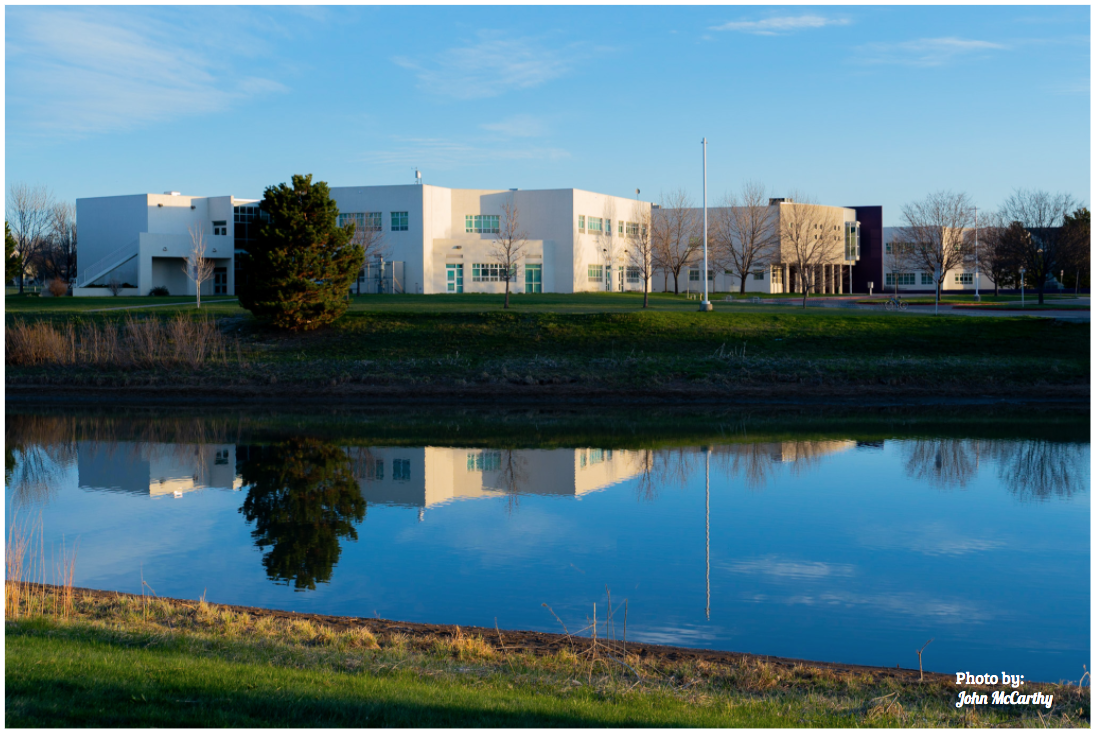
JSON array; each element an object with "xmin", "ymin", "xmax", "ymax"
[{"xmin": 6, "ymin": 182, "xmax": 78, "ymax": 295}]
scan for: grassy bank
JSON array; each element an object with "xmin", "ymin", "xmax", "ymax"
[
  {"xmin": 6, "ymin": 294, "xmax": 1089, "ymax": 399},
  {"xmin": 7, "ymin": 585, "xmax": 1087, "ymax": 728}
]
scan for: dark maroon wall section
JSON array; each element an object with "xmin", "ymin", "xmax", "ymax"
[{"xmin": 848, "ymin": 206, "xmax": 883, "ymax": 294}]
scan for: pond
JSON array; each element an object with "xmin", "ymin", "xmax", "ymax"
[{"xmin": 5, "ymin": 405, "xmax": 1089, "ymax": 683}]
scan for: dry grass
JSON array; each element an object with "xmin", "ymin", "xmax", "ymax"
[
  {"xmin": 6, "ymin": 314, "xmax": 236, "ymax": 368},
  {"xmin": 5, "ymin": 513, "xmax": 78, "ymax": 621},
  {"xmin": 6, "ymin": 585, "xmax": 1090, "ymax": 728}
]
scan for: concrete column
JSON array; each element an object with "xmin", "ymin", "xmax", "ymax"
[{"xmin": 836, "ymin": 265, "xmax": 843, "ymax": 294}]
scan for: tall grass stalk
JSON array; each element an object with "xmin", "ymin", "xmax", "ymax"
[
  {"xmin": 6, "ymin": 315, "xmax": 234, "ymax": 368},
  {"xmin": 6, "ymin": 513, "xmax": 80, "ymax": 619}
]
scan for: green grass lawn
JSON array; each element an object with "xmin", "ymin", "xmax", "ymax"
[
  {"xmin": 8, "ymin": 588, "xmax": 1084, "ymax": 728},
  {"xmin": 6, "ymin": 293, "xmax": 1089, "ymax": 395}
]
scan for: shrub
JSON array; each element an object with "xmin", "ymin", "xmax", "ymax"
[
  {"xmin": 148, "ymin": 286, "xmax": 170, "ymax": 297},
  {"xmin": 47, "ymin": 279, "xmax": 68, "ymax": 297}
]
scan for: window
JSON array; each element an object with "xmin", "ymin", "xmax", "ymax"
[
  {"xmin": 214, "ymin": 267, "xmax": 228, "ymax": 295},
  {"xmin": 753, "ymin": 271, "xmax": 765, "ymax": 280},
  {"xmin": 393, "ymin": 459, "xmax": 411, "ymax": 481},
  {"xmin": 464, "ymin": 214, "xmax": 500, "ymax": 234},
  {"xmin": 467, "ymin": 451, "xmax": 501, "ymax": 472},
  {"xmin": 590, "ymin": 449, "xmax": 604, "ymax": 464},
  {"xmin": 391, "ymin": 211, "xmax": 409, "ymax": 231},
  {"xmin": 374, "ymin": 459, "xmax": 384, "ymax": 481},
  {"xmin": 471, "ymin": 263, "xmax": 516, "ymax": 282},
  {"xmin": 955, "ymin": 272, "xmax": 974, "ymax": 285},
  {"xmin": 587, "ymin": 217, "xmax": 603, "ymax": 234},
  {"xmin": 214, "ymin": 450, "xmax": 229, "ymax": 465},
  {"xmin": 588, "ymin": 264, "xmax": 603, "ymax": 282},
  {"xmin": 626, "ymin": 267, "xmax": 641, "ymax": 283},
  {"xmin": 771, "ymin": 268, "xmax": 784, "ymax": 285},
  {"xmin": 212, "ymin": 220, "xmax": 227, "ymax": 236},
  {"xmin": 578, "ymin": 215, "xmax": 585, "ymax": 233},
  {"xmin": 626, "ymin": 221, "xmax": 639, "ymax": 237},
  {"xmin": 618, "ymin": 220, "xmax": 624, "ymax": 235},
  {"xmin": 920, "ymin": 272, "xmax": 934, "ymax": 284},
  {"xmin": 885, "ymin": 273, "xmax": 916, "ymax": 286},
  {"xmin": 338, "ymin": 212, "xmax": 382, "ymax": 231},
  {"xmin": 689, "ymin": 268, "xmax": 714, "ymax": 282}
]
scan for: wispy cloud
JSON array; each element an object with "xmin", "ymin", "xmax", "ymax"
[
  {"xmin": 394, "ymin": 32, "xmax": 599, "ymax": 100},
  {"xmin": 855, "ymin": 37, "xmax": 1008, "ymax": 67},
  {"xmin": 710, "ymin": 14, "xmax": 850, "ymax": 35},
  {"xmin": 480, "ymin": 114, "xmax": 552, "ymax": 138},
  {"xmin": 6, "ymin": 7, "xmax": 290, "ymax": 141},
  {"xmin": 362, "ymin": 137, "xmax": 570, "ymax": 170},
  {"xmin": 726, "ymin": 556, "xmax": 856, "ymax": 580}
]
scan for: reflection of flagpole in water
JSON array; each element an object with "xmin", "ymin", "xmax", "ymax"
[
  {"xmin": 705, "ymin": 445, "xmax": 711, "ymax": 621},
  {"xmin": 418, "ymin": 508, "xmax": 424, "ymax": 522}
]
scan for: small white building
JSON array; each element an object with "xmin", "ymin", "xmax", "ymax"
[
  {"xmin": 74, "ymin": 191, "xmax": 258, "ymax": 297},
  {"xmin": 881, "ymin": 226, "xmax": 987, "ymax": 293}
]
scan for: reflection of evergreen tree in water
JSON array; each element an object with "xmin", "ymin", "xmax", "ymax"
[{"xmin": 239, "ymin": 439, "xmax": 366, "ymax": 590}]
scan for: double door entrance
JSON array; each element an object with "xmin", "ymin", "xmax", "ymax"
[{"xmin": 446, "ymin": 264, "xmax": 464, "ymax": 293}]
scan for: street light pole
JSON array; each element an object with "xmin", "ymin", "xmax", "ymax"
[
  {"xmin": 974, "ymin": 206, "xmax": 980, "ymax": 302},
  {"xmin": 1020, "ymin": 267, "xmax": 1026, "ymax": 308},
  {"xmin": 699, "ymin": 138, "xmax": 712, "ymax": 312}
]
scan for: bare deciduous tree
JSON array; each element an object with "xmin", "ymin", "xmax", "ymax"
[
  {"xmin": 491, "ymin": 200, "xmax": 528, "ymax": 309},
  {"xmin": 184, "ymin": 223, "xmax": 216, "ymax": 309},
  {"xmin": 344, "ymin": 214, "xmax": 388, "ymax": 295},
  {"xmin": 652, "ymin": 189, "xmax": 699, "ymax": 295},
  {"xmin": 43, "ymin": 202, "xmax": 78, "ymax": 286},
  {"xmin": 971, "ymin": 211, "xmax": 1023, "ymax": 296},
  {"xmin": 998, "ymin": 189, "xmax": 1078, "ymax": 305},
  {"xmin": 777, "ymin": 195, "xmax": 844, "ymax": 308},
  {"xmin": 713, "ymin": 182, "xmax": 778, "ymax": 295},
  {"xmin": 895, "ymin": 191, "xmax": 975, "ymax": 308},
  {"xmin": 626, "ymin": 206, "xmax": 656, "ymax": 307},
  {"xmin": 7, "ymin": 183, "xmax": 55, "ymax": 294}
]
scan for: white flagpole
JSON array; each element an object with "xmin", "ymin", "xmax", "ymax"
[{"xmin": 700, "ymin": 138, "xmax": 712, "ymax": 311}]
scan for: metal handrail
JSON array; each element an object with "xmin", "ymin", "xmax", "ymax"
[{"xmin": 78, "ymin": 239, "xmax": 139, "ymax": 287}]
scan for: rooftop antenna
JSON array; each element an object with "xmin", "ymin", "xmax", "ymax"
[{"xmin": 414, "ymin": 168, "xmax": 422, "ymax": 185}]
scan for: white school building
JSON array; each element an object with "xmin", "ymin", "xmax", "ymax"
[{"xmin": 75, "ymin": 185, "xmax": 655, "ymax": 297}]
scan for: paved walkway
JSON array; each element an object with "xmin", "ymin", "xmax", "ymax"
[{"xmin": 87, "ymin": 298, "xmax": 238, "ymax": 313}]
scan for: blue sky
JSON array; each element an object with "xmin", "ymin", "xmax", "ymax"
[{"xmin": 5, "ymin": 5, "xmax": 1090, "ymax": 224}]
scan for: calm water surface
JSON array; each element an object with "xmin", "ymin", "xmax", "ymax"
[{"xmin": 5, "ymin": 410, "xmax": 1089, "ymax": 682}]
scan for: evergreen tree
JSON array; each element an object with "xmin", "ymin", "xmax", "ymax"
[
  {"xmin": 239, "ymin": 174, "xmax": 364, "ymax": 330},
  {"xmin": 5, "ymin": 221, "xmax": 22, "ymax": 287}
]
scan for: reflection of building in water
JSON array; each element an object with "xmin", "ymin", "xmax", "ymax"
[
  {"xmin": 77, "ymin": 442, "xmax": 243, "ymax": 496},
  {"xmin": 347, "ymin": 447, "xmax": 649, "ymax": 509}
]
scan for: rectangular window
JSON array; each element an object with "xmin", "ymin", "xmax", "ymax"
[
  {"xmin": 618, "ymin": 220, "xmax": 624, "ymax": 235},
  {"xmin": 690, "ymin": 269, "xmax": 714, "ymax": 282},
  {"xmin": 921, "ymin": 272, "xmax": 934, "ymax": 284},
  {"xmin": 391, "ymin": 211, "xmax": 409, "ymax": 231},
  {"xmin": 393, "ymin": 459, "xmax": 411, "ymax": 482},
  {"xmin": 588, "ymin": 264, "xmax": 603, "ymax": 282},
  {"xmin": 464, "ymin": 214, "xmax": 500, "ymax": 234},
  {"xmin": 467, "ymin": 451, "xmax": 501, "ymax": 472},
  {"xmin": 471, "ymin": 263, "xmax": 516, "ymax": 282},
  {"xmin": 955, "ymin": 272, "xmax": 974, "ymax": 284},
  {"xmin": 338, "ymin": 212, "xmax": 383, "ymax": 232},
  {"xmin": 771, "ymin": 268, "xmax": 784, "ymax": 285},
  {"xmin": 626, "ymin": 267, "xmax": 641, "ymax": 283},
  {"xmin": 587, "ymin": 217, "xmax": 603, "ymax": 234},
  {"xmin": 886, "ymin": 272, "xmax": 916, "ymax": 286},
  {"xmin": 626, "ymin": 222, "xmax": 639, "ymax": 237},
  {"xmin": 375, "ymin": 459, "xmax": 384, "ymax": 481},
  {"xmin": 578, "ymin": 215, "xmax": 585, "ymax": 233},
  {"xmin": 753, "ymin": 271, "xmax": 764, "ymax": 281},
  {"xmin": 212, "ymin": 220, "xmax": 227, "ymax": 236}
]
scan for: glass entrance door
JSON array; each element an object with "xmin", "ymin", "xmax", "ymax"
[
  {"xmin": 524, "ymin": 264, "xmax": 542, "ymax": 293},
  {"xmin": 446, "ymin": 264, "xmax": 463, "ymax": 293},
  {"xmin": 213, "ymin": 267, "xmax": 228, "ymax": 295}
]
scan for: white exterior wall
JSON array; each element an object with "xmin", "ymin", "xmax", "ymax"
[
  {"xmin": 76, "ymin": 192, "xmax": 239, "ymax": 295},
  {"xmin": 330, "ymin": 185, "xmax": 652, "ymax": 295},
  {"xmin": 881, "ymin": 226, "xmax": 987, "ymax": 292}
]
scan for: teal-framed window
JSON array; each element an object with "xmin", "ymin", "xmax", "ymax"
[
  {"xmin": 391, "ymin": 211, "xmax": 409, "ymax": 231},
  {"xmin": 524, "ymin": 263, "xmax": 542, "ymax": 293},
  {"xmin": 464, "ymin": 214, "xmax": 500, "ymax": 234}
]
